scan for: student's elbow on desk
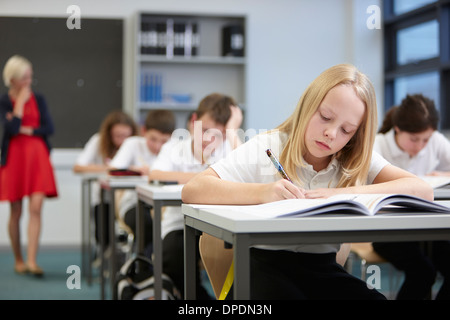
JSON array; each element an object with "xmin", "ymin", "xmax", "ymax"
[{"xmin": 376, "ymin": 165, "xmax": 434, "ymax": 201}]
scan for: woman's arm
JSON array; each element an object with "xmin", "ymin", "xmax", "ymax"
[
  {"xmin": 33, "ymin": 94, "xmax": 55, "ymax": 136},
  {"xmin": 181, "ymin": 167, "xmax": 305, "ymax": 205},
  {"xmin": 0, "ymin": 95, "xmax": 21, "ymax": 135},
  {"xmin": 305, "ymin": 164, "xmax": 434, "ymax": 201}
]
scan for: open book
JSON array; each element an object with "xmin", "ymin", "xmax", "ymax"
[{"xmin": 192, "ymin": 194, "xmax": 450, "ymax": 219}]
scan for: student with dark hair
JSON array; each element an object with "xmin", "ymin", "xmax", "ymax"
[
  {"xmin": 375, "ymin": 94, "xmax": 450, "ymax": 176},
  {"xmin": 109, "ymin": 109, "xmax": 176, "ymax": 251},
  {"xmin": 372, "ymin": 94, "xmax": 450, "ymax": 300},
  {"xmin": 73, "ymin": 110, "xmax": 139, "ymax": 249},
  {"xmin": 73, "ymin": 110, "xmax": 138, "ymax": 173}
]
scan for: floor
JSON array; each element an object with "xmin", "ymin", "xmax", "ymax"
[
  {"xmin": 0, "ymin": 247, "xmax": 99, "ymax": 300},
  {"xmin": 0, "ymin": 247, "xmax": 443, "ymax": 300}
]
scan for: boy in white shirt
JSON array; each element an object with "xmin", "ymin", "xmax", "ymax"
[
  {"xmin": 109, "ymin": 109, "xmax": 175, "ymax": 252},
  {"xmin": 149, "ymin": 93, "xmax": 243, "ymax": 299}
]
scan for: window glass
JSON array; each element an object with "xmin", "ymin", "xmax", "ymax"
[
  {"xmin": 397, "ymin": 20, "xmax": 439, "ymax": 65},
  {"xmin": 394, "ymin": 0, "xmax": 436, "ymax": 15},
  {"xmin": 394, "ymin": 71, "xmax": 440, "ymax": 111}
]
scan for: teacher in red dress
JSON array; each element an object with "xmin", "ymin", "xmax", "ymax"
[{"xmin": 0, "ymin": 55, "xmax": 58, "ymax": 276}]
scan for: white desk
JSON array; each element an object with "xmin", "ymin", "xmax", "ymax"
[
  {"xmin": 98, "ymin": 175, "xmax": 148, "ymax": 299},
  {"xmin": 135, "ymin": 184, "xmax": 183, "ymax": 300},
  {"xmin": 183, "ymin": 202, "xmax": 450, "ymax": 299},
  {"xmin": 434, "ymin": 185, "xmax": 450, "ymax": 200}
]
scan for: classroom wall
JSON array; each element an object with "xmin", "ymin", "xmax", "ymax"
[{"xmin": 0, "ymin": 0, "xmax": 382, "ymax": 247}]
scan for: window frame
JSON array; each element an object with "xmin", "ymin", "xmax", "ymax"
[{"xmin": 383, "ymin": 0, "xmax": 450, "ymax": 129}]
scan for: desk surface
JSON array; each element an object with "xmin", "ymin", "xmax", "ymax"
[
  {"xmin": 99, "ymin": 175, "xmax": 149, "ymax": 188},
  {"xmin": 434, "ymin": 186, "xmax": 450, "ymax": 200},
  {"xmin": 182, "ymin": 201, "xmax": 450, "ymax": 234},
  {"xmin": 136, "ymin": 184, "xmax": 184, "ymax": 200}
]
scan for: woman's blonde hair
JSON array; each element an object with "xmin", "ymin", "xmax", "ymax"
[
  {"xmin": 276, "ymin": 63, "xmax": 378, "ymax": 188},
  {"xmin": 2, "ymin": 55, "xmax": 32, "ymax": 87}
]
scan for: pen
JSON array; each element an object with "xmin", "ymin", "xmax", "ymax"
[{"xmin": 266, "ymin": 149, "xmax": 292, "ymax": 183}]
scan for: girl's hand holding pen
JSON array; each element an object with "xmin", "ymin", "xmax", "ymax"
[
  {"xmin": 304, "ymin": 187, "xmax": 344, "ymax": 199},
  {"xmin": 261, "ymin": 179, "xmax": 306, "ymax": 203}
]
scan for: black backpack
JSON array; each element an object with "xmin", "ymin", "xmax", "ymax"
[{"xmin": 115, "ymin": 255, "xmax": 181, "ymax": 300}]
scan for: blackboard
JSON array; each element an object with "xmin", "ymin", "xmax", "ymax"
[{"xmin": 0, "ymin": 16, "xmax": 123, "ymax": 148}]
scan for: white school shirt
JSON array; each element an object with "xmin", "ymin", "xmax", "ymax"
[
  {"xmin": 75, "ymin": 133, "xmax": 105, "ymax": 205},
  {"xmin": 75, "ymin": 133, "xmax": 104, "ymax": 166},
  {"xmin": 210, "ymin": 130, "xmax": 389, "ymax": 254},
  {"xmin": 153, "ymin": 137, "xmax": 233, "ymax": 239},
  {"xmin": 374, "ymin": 129, "xmax": 450, "ymax": 176},
  {"xmin": 110, "ymin": 136, "xmax": 159, "ymax": 220},
  {"xmin": 109, "ymin": 136, "xmax": 158, "ymax": 169}
]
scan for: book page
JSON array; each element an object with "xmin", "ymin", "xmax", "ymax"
[
  {"xmin": 189, "ymin": 194, "xmax": 450, "ymax": 219},
  {"xmin": 191, "ymin": 198, "xmax": 366, "ymax": 218},
  {"xmin": 420, "ymin": 176, "xmax": 450, "ymax": 189},
  {"xmin": 327, "ymin": 194, "xmax": 388, "ymax": 215}
]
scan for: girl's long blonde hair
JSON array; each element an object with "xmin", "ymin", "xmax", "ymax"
[{"xmin": 276, "ymin": 64, "xmax": 378, "ymax": 188}]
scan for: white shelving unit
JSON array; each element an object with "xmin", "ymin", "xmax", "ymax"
[{"xmin": 132, "ymin": 12, "xmax": 247, "ymax": 128}]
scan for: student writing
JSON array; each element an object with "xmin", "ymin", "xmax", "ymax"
[
  {"xmin": 73, "ymin": 110, "xmax": 138, "ymax": 173},
  {"xmin": 72, "ymin": 110, "xmax": 138, "ymax": 249},
  {"xmin": 182, "ymin": 64, "xmax": 433, "ymax": 300},
  {"xmin": 371, "ymin": 94, "xmax": 450, "ymax": 300}
]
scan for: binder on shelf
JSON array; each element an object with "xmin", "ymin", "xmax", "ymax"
[
  {"xmin": 139, "ymin": 18, "xmax": 157, "ymax": 55},
  {"xmin": 140, "ymin": 72, "xmax": 163, "ymax": 103},
  {"xmin": 166, "ymin": 19, "xmax": 174, "ymax": 59},
  {"xmin": 156, "ymin": 22, "xmax": 167, "ymax": 55},
  {"xmin": 192, "ymin": 23, "xmax": 199, "ymax": 56},
  {"xmin": 140, "ymin": 14, "xmax": 199, "ymax": 58},
  {"xmin": 174, "ymin": 22, "xmax": 185, "ymax": 56},
  {"xmin": 222, "ymin": 25, "xmax": 244, "ymax": 57}
]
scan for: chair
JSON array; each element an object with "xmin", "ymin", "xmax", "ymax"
[{"xmin": 199, "ymin": 233, "xmax": 234, "ymax": 299}]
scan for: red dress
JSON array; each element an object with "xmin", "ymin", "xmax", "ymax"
[{"xmin": 0, "ymin": 94, "xmax": 58, "ymax": 201}]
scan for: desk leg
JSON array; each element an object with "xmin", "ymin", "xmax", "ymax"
[
  {"xmin": 153, "ymin": 202, "xmax": 162, "ymax": 300},
  {"xmin": 184, "ymin": 223, "xmax": 197, "ymax": 299},
  {"xmin": 81, "ymin": 179, "xmax": 89, "ymax": 285},
  {"xmin": 233, "ymin": 234, "xmax": 251, "ymax": 300},
  {"xmin": 136, "ymin": 199, "xmax": 145, "ymax": 256},
  {"xmin": 99, "ymin": 187, "xmax": 105, "ymax": 300},
  {"xmin": 109, "ymin": 189, "xmax": 117, "ymax": 300},
  {"xmin": 86, "ymin": 180, "xmax": 93, "ymax": 285}
]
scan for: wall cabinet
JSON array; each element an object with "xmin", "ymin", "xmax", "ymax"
[{"xmin": 133, "ymin": 12, "xmax": 246, "ymax": 128}]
